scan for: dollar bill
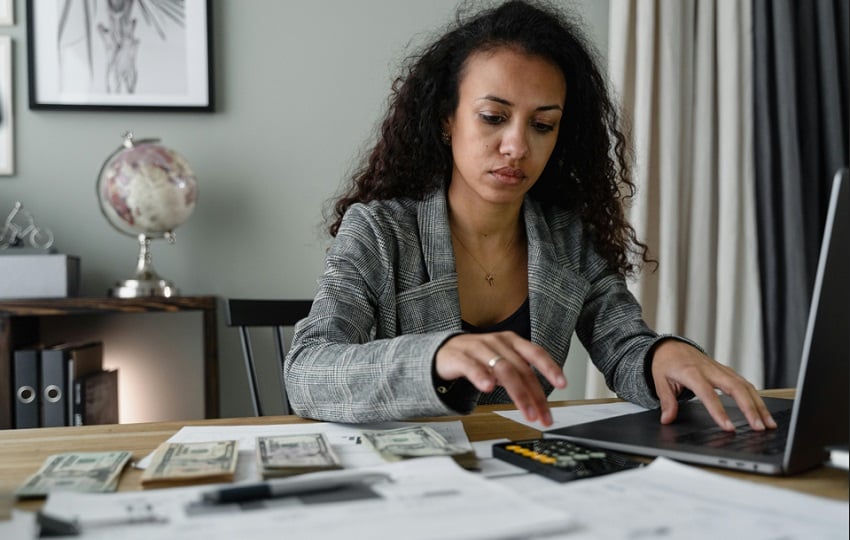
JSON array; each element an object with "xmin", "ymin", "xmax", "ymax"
[
  {"xmin": 15, "ymin": 451, "xmax": 132, "ymax": 498},
  {"xmin": 140, "ymin": 440, "xmax": 238, "ymax": 488},
  {"xmin": 361, "ymin": 426, "xmax": 477, "ymax": 469},
  {"xmin": 257, "ymin": 433, "xmax": 342, "ymax": 478}
]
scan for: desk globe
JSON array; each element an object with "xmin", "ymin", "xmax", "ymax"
[{"xmin": 97, "ymin": 132, "xmax": 198, "ymax": 298}]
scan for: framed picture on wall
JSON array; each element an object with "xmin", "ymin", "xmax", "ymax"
[
  {"xmin": 26, "ymin": 0, "xmax": 214, "ymax": 111},
  {"xmin": 0, "ymin": 0, "xmax": 13, "ymax": 26},
  {"xmin": 0, "ymin": 36, "xmax": 13, "ymax": 175}
]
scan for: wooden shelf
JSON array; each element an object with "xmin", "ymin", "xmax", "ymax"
[{"xmin": 0, "ymin": 296, "xmax": 219, "ymax": 429}]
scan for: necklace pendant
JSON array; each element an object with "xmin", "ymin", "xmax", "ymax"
[{"xmin": 485, "ymin": 274, "xmax": 495, "ymax": 287}]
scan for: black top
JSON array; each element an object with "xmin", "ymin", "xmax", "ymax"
[{"xmin": 462, "ymin": 297, "xmax": 531, "ymax": 340}]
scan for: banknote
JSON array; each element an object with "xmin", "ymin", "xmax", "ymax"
[
  {"xmin": 140, "ymin": 440, "xmax": 238, "ymax": 488},
  {"xmin": 15, "ymin": 451, "xmax": 132, "ymax": 498},
  {"xmin": 257, "ymin": 433, "xmax": 342, "ymax": 478},
  {"xmin": 361, "ymin": 426, "xmax": 477, "ymax": 469}
]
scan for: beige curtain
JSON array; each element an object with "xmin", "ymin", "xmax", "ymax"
[{"xmin": 586, "ymin": 0, "xmax": 764, "ymax": 399}]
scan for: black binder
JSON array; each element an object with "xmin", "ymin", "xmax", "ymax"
[
  {"xmin": 13, "ymin": 348, "xmax": 41, "ymax": 429},
  {"xmin": 40, "ymin": 342, "xmax": 103, "ymax": 427},
  {"xmin": 40, "ymin": 345, "xmax": 68, "ymax": 427}
]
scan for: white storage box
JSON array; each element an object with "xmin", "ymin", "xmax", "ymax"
[{"xmin": 0, "ymin": 254, "xmax": 80, "ymax": 298}]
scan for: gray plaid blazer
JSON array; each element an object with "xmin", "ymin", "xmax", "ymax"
[{"xmin": 285, "ymin": 189, "xmax": 670, "ymax": 423}]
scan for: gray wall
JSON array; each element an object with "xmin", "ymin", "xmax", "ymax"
[{"xmin": 0, "ymin": 0, "xmax": 607, "ymax": 422}]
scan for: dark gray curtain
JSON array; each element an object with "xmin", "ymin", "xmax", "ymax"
[{"xmin": 753, "ymin": 0, "xmax": 849, "ymax": 388}]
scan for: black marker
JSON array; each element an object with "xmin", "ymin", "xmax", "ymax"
[{"xmin": 201, "ymin": 470, "xmax": 391, "ymax": 504}]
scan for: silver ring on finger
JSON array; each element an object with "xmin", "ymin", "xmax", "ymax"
[{"xmin": 487, "ymin": 355, "xmax": 503, "ymax": 369}]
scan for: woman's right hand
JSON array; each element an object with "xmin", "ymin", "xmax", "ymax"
[{"xmin": 434, "ymin": 331, "xmax": 566, "ymax": 426}]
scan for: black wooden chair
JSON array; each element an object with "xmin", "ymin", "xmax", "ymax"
[{"xmin": 225, "ymin": 299, "xmax": 313, "ymax": 416}]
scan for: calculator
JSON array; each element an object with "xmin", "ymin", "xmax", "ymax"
[{"xmin": 492, "ymin": 438, "xmax": 644, "ymax": 482}]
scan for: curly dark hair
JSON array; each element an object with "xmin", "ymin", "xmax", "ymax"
[{"xmin": 329, "ymin": 0, "xmax": 653, "ymax": 276}]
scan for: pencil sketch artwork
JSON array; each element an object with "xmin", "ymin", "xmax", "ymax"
[
  {"xmin": 0, "ymin": 0, "xmax": 12, "ymax": 26},
  {"xmin": 57, "ymin": 0, "xmax": 187, "ymax": 96},
  {"xmin": 0, "ymin": 35, "xmax": 12, "ymax": 175}
]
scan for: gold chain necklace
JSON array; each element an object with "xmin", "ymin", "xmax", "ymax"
[{"xmin": 450, "ymin": 229, "xmax": 516, "ymax": 287}]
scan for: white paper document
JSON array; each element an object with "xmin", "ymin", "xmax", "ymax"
[
  {"xmin": 497, "ymin": 401, "xmax": 646, "ymax": 430},
  {"xmin": 41, "ymin": 457, "xmax": 573, "ymax": 540},
  {"xmin": 0, "ymin": 510, "xmax": 38, "ymax": 540},
  {"xmin": 497, "ymin": 457, "xmax": 848, "ymax": 539},
  {"xmin": 136, "ymin": 420, "xmax": 471, "ymax": 483},
  {"xmin": 471, "ymin": 438, "xmax": 529, "ymax": 478}
]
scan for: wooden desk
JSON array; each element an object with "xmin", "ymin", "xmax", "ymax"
[
  {"xmin": 1, "ymin": 394, "xmax": 846, "ymax": 514},
  {"xmin": 0, "ymin": 296, "xmax": 219, "ymax": 428}
]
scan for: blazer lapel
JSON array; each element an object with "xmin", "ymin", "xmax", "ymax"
[
  {"xmin": 524, "ymin": 199, "xmax": 589, "ymax": 364},
  {"xmin": 395, "ymin": 191, "xmax": 461, "ymax": 334}
]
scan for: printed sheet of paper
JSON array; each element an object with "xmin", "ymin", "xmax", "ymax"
[
  {"xmin": 0, "ymin": 510, "xmax": 38, "ymax": 540},
  {"xmin": 470, "ymin": 439, "xmax": 528, "ymax": 478},
  {"xmin": 41, "ymin": 457, "xmax": 573, "ymax": 540},
  {"xmin": 497, "ymin": 401, "xmax": 647, "ymax": 430},
  {"xmin": 136, "ymin": 420, "xmax": 472, "ymax": 483},
  {"xmin": 496, "ymin": 457, "xmax": 848, "ymax": 539}
]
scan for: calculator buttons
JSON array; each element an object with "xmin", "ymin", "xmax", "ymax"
[{"xmin": 493, "ymin": 439, "xmax": 644, "ymax": 482}]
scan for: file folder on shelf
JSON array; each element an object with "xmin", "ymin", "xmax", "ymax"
[
  {"xmin": 73, "ymin": 369, "xmax": 119, "ymax": 426},
  {"xmin": 13, "ymin": 348, "xmax": 41, "ymax": 428}
]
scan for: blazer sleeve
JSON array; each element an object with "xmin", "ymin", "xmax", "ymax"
[
  {"xmin": 573, "ymin": 267, "xmax": 655, "ymax": 408},
  {"xmin": 284, "ymin": 204, "xmax": 462, "ymax": 423},
  {"xmin": 574, "ymin": 258, "xmax": 708, "ymax": 409}
]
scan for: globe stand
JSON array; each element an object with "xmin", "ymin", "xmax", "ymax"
[{"xmin": 109, "ymin": 234, "xmax": 179, "ymax": 298}]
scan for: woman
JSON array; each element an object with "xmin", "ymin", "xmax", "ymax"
[{"xmin": 285, "ymin": 0, "xmax": 775, "ymax": 431}]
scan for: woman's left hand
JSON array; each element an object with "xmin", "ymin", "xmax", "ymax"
[{"xmin": 650, "ymin": 339, "xmax": 778, "ymax": 432}]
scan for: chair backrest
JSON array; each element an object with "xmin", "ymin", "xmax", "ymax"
[{"xmin": 225, "ymin": 299, "xmax": 313, "ymax": 416}]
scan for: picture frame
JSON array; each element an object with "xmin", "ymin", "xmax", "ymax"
[
  {"xmin": 0, "ymin": 36, "xmax": 13, "ymax": 175},
  {"xmin": 26, "ymin": 0, "xmax": 214, "ymax": 111},
  {"xmin": 0, "ymin": 0, "xmax": 13, "ymax": 26}
]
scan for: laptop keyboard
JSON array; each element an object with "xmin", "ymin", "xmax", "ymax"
[{"xmin": 675, "ymin": 409, "xmax": 791, "ymax": 455}]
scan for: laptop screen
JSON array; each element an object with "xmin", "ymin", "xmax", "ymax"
[{"xmin": 784, "ymin": 168, "xmax": 850, "ymax": 472}]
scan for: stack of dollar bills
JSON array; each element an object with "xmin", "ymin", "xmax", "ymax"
[
  {"xmin": 361, "ymin": 425, "xmax": 478, "ymax": 469},
  {"xmin": 15, "ymin": 451, "xmax": 132, "ymax": 498},
  {"xmin": 140, "ymin": 440, "xmax": 238, "ymax": 488},
  {"xmin": 256, "ymin": 433, "xmax": 342, "ymax": 478}
]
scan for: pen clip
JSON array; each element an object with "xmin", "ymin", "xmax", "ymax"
[{"xmin": 37, "ymin": 511, "xmax": 81, "ymax": 537}]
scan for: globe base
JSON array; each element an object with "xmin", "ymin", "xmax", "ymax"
[{"xmin": 110, "ymin": 279, "xmax": 180, "ymax": 298}]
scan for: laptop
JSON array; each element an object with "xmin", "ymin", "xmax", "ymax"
[{"xmin": 547, "ymin": 168, "xmax": 850, "ymax": 475}]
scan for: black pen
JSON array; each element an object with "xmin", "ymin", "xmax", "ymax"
[{"xmin": 201, "ymin": 470, "xmax": 391, "ymax": 504}]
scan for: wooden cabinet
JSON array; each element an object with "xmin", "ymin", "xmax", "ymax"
[{"xmin": 0, "ymin": 296, "xmax": 219, "ymax": 429}]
